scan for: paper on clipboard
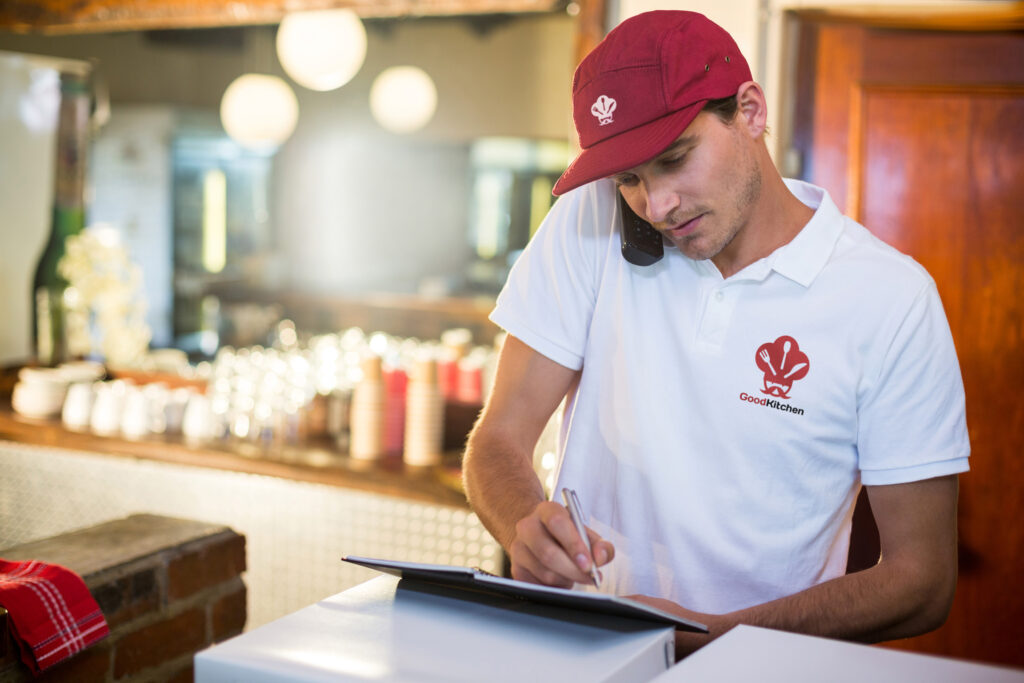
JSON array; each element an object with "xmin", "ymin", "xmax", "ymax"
[{"xmin": 342, "ymin": 555, "xmax": 708, "ymax": 633}]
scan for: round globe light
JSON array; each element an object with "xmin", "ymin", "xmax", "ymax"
[
  {"xmin": 369, "ymin": 66, "xmax": 438, "ymax": 134},
  {"xmin": 220, "ymin": 74, "xmax": 299, "ymax": 150},
  {"xmin": 276, "ymin": 9, "xmax": 367, "ymax": 92}
]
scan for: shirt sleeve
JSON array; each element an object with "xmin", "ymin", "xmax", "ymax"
[
  {"xmin": 489, "ymin": 182, "xmax": 609, "ymax": 371},
  {"xmin": 857, "ymin": 280, "xmax": 970, "ymax": 485}
]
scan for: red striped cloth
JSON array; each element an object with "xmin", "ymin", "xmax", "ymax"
[{"xmin": 0, "ymin": 558, "xmax": 110, "ymax": 674}]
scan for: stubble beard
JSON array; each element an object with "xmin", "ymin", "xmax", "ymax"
[{"xmin": 671, "ymin": 151, "xmax": 763, "ymax": 262}]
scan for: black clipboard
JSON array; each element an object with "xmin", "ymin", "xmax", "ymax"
[{"xmin": 342, "ymin": 555, "xmax": 708, "ymax": 632}]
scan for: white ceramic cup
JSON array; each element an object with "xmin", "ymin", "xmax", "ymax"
[
  {"xmin": 182, "ymin": 392, "xmax": 213, "ymax": 442},
  {"xmin": 164, "ymin": 388, "xmax": 193, "ymax": 435},
  {"xmin": 61, "ymin": 382, "xmax": 94, "ymax": 431},
  {"xmin": 12, "ymin": 367, "xmax": 70, "ymax": 418},
  {"xmin": 120, "ymin": 385, "xmax": 150, "ymax": 439},
  {"xmin": 90, "ymin": 380, "xmax": 127, "ymax": 436},
  {"xmin": 142, "ymin": 383, "xmax": 170, "ymax": 434},
  {"xmin": 57, "ymin": 361, "xmax": 105, "ymax": 385}
]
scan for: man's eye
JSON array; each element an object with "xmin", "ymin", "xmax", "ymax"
[
  {"xmin": 614, "ymin": 174, "xmax": 639, "ymax": 187},
  {"xmin": 661, "ymin": 154, "xmax": 686, "ymax": 168}
]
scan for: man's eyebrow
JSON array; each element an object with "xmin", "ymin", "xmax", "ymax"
[
  {"xmin": 656, "ymin": 136, "xmax": 698, "ymax": 158},
  {"xmin": 613, "ymin": 135, "xmax": 698, "ymax": 179}
]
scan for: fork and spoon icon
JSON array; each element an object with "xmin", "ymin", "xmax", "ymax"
[{"xmin": 759, "ymin": 341, "xmax": 808, "ymax": 379}]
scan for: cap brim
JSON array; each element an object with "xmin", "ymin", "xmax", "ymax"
[{"xmin": 553, "ymin": 100, "xmax": 706, "ymax": 196}]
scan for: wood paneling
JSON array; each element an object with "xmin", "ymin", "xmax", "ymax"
[
  {"xmin": 794, "ymin": 5, "xmax": 1024, "ymax": 32},
  {"xmin": 0, "ymin": 0, "xmax": 565, "ymax": 34},
  {"xmin": 798, "ymin": 20, "xmax": 1024, "ymax": 666}
]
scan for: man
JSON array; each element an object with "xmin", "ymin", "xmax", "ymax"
[{"xmin": 462, "ymin": 10, "xmax": 969, "ymax": 657}]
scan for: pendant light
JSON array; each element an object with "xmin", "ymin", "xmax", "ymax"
[
  {"xmin": 369, "ymin": 66, "xmax": 437, "ymax": 134},
  {"xmin": 220, "ymin": 73, "xmax": 299, "ymax": 150},
  {"xmin": 276, "ymin": 9, "xmax": 367, "ymax": 92}
]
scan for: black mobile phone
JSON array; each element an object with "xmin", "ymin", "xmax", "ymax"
[{"xmin": 618, "ymin": 193, "xmax": 664, "ymax": 266}]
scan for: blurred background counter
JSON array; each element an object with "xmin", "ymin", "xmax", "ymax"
[
  {"xmin": 0, "ymin": 358, "xmax": 505, "ymax": 633},
  {"xmin": 0, "ymin": 311, "xmax": 515, "ymax": 631}
]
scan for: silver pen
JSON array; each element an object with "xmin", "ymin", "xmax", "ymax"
[{"xmin": 561, "ymin": 487, "xmax": 602, "ymax": 588}]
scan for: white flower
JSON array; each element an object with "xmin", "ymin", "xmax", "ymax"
[{"xmin": 57, "ymin": 226, "xmax": 152, "ymax": 366}]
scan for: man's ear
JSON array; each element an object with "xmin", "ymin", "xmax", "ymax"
[{"xmin": 735, "ymin": 81, "xmax": 768, "ymax": 138}]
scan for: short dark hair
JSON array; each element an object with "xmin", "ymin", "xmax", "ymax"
[{"xmin": 702, "ymin": 95, "xmax": 739, "ymax": 123}]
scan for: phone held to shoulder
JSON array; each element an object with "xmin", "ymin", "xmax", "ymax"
[{"xmin": 618, "ymin": 193, "xmax": 664, "ymax": 266}]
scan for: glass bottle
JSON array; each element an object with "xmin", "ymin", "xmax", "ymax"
[{"xmin": 31, "ymin": 71, "xmax": 90, "ymax": 366}]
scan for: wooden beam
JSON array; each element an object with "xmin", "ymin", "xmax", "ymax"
[
  {"xmin": 0, "ymin": 0, "xmax": 564, "ymax": 35},
  {"xmin": 791, "ymin": 4, "xmax": 1024, "ymax": 32},
  {"xmin": 572, "ymin": 0, "xmax": 607, "ymax": 69}
]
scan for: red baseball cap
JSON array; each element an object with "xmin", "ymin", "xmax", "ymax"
[{"xmin": 552, "ymin": 11, "xmax": 752, "ymax": 196}]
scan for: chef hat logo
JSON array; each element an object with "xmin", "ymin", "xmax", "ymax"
[
  {"xmin": 755, "ymin": 335, "xmax": 809, "ymax": 400},
  {"xmin": 590, "ymin": 95, "xmax": 617, "ymax": 126}
]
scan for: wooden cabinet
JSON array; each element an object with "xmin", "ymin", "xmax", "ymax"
[{"xmin": 794, "ymin": 16, "xmax": 1024, "ymax": 667}]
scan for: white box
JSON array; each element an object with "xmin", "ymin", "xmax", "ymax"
[{"xmin": 196, "ymin": 575, "xmax": 676, "ymax": 683}]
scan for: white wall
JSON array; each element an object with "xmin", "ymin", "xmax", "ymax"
[
  {"xmin": 617, "ymin": 0, "xmax": 762, "ymax": 81},
  {"xmin": 0, "ymin": 53, "xmax": 59, "ymax": 364}
]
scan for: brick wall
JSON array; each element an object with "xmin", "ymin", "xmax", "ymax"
[{"xmin": 0, "ymin": 514, "xmax": 246, "ymax": 682}]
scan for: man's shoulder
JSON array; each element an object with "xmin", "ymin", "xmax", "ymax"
[
  {"xmin": 831, "ymin": 216, "xmax": 935, "ymax": 293},
  {"xmin": 550, "ymin": 178, "xmax": 619, "ymax": 225},
  {"xmin": 781, "ymin": 179, "xmax": 934, "ymax": 295}
]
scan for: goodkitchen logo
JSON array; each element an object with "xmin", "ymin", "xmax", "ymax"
[{"xmin": 739, "ymin": 335, "xmax": 809, "ymax": 416}]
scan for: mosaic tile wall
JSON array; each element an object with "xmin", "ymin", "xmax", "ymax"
[{"xmin": 0, "ymin": 440, "xmax": 502, "ymax": 629}]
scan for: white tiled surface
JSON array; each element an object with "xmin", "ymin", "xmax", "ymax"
[{"xmin": 0, "ymin": 440, "xmax": 501, "ymax": 629}]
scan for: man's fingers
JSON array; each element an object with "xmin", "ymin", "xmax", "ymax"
[
  {"xmin": 509, "ymin": 500, "xmax": 615, "ymax": 588},
  {"xmin": 509, "ymin": 537, "xmax": 575, "ymax": 588},
  {"xmin": 537, "ymin": 502, "xmax": 597, "ymax": 576},
  {"xmin": 587, "ymin": 531, "xmax": 615, "ymax": 567},
  {"xmin": 513, "ymin": 504, "xmax": 593, "ymax": 585},
  {"xmin": 510, "ymin": 564, "xmax": 543, "ymax": 586}
]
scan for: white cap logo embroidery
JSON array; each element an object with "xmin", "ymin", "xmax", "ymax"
[{"xmin": 590, "ymin": 95, "xmax": 616, "ymax": 126}]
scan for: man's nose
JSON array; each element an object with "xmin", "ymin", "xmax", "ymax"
[{"xmin": 643, "ymin": 180, "xmax": 679, "ymax": 224}]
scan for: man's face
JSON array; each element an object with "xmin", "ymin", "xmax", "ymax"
[{"xmin": 612, "ymin": 110, "xmax": 761, "ymax": 265}]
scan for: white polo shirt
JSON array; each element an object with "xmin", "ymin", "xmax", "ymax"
[{"xmin": 490, "ymin": 178, "xmax": 969, "ymax": 614}]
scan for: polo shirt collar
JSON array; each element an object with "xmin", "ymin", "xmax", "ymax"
[
  {"xmin": 768, "ymin": 179, "xmax": 844, "ymax": 288},
  {"xmin": 684, "ymin": 179, "xmax": 843, "ymax": 286}
]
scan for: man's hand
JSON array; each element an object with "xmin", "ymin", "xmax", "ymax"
[
  {"xmin": 508, "ymin": 500, "xmax": 615, "ymax": 588},
  {"xmin": 626, "ymin": 595, "xmax": 719, "ymax": 659}
]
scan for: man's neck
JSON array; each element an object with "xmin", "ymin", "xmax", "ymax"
[{"xmin": 712, "ymin": 168, "xmax": 815, "ymax": 279}]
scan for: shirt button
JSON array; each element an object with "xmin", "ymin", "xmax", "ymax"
[{"xmin": 714, "ymin": 290, "xmax": 724, "ymax": 302}]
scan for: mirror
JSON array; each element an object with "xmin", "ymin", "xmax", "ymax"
[{"xmin": 0, "ymin": 12, "xmax": 576, "ymax": 353}]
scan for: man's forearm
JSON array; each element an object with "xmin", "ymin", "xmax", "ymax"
[
  {"xmin": 462, "ymin": 421, "xmax": 547, "ymax": 550},
  {"xmin": 461, "ymin": 335, "xmax": 579, "ymax": 552},
  {"xmin": 660, "ymin": 477, "xmax": 960, "ymax": 658},
  {"xmin": 719, "ymin": 557, "xmax": 951, "ymax": 646}
]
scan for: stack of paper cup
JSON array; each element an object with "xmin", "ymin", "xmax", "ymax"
[
  {"xmin": 436, "ymin": 346, "xmax": 459, "ymax": 401},
  {"xmin": 383, "ymin": 365, "xmax": 407, "ymax": 456},
  {"xmin": 349, "ymin": 354, "xmax": 386, "ymax": 460},
  {"xmin": 403, "ymin": 356, "xmax": 445, "ymax": 467},
  {"xmin": 438, "ymin": 328, "xmax": 472, "ymax": 400},
  {"xmin": 455, "ymin": 349, "xmax": 488, "ymax": 404}
]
